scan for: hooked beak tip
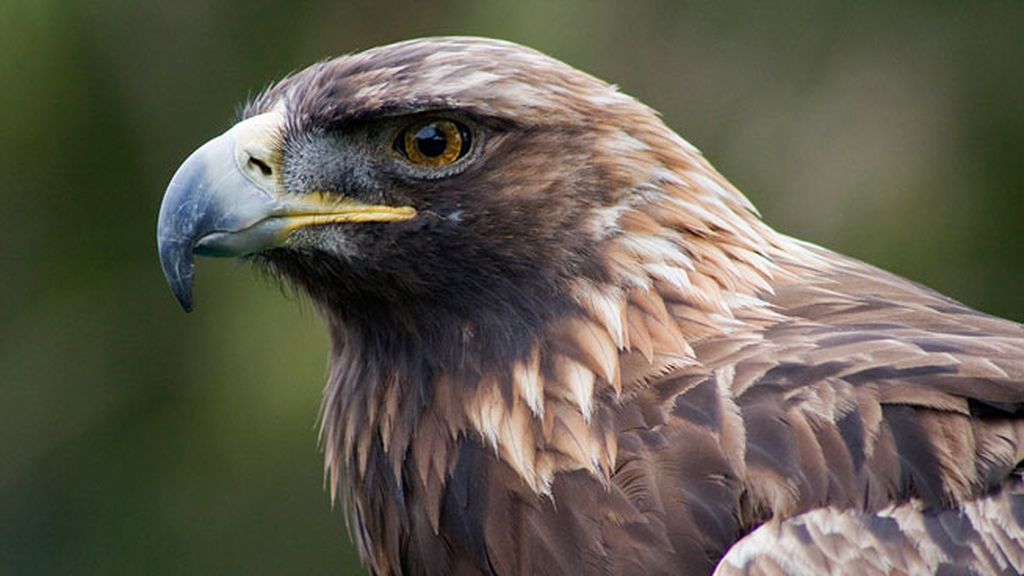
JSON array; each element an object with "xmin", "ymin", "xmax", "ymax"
[{"xmin": 157, "ymin": 236, "xmax": 196, "ymax": 312}]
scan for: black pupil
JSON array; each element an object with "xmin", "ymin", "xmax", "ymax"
[{"xmin": 414, "ymin": 124, "xmax": 448, "ymax": 157}]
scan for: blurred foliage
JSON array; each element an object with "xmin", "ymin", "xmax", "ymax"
[{"xmin": 1, "ymin": 1, "xmax": 1021, "ymax": 574}]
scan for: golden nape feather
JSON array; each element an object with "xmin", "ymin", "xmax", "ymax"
[{"xmin": 157, "ymin": 37, "xmax": 1024, "ymax": 575}]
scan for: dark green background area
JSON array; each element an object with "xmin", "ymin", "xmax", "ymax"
[{"xmin": 1, "ymin": 1, "xmax": 1021, "ymax": 574}]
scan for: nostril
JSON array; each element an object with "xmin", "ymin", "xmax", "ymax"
[{"xmin": 247, "ymin": 155, "xmax": 273, "ymax": 177}]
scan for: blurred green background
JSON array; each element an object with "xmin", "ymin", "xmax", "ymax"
[{"xmin": 2, "ymin": 1, "xmax": 1021, "ymax": 574}]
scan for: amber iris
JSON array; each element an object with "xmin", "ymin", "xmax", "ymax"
[{"xmin": 398, "ymin": 119, "xmax": 470, "ymax": 168}]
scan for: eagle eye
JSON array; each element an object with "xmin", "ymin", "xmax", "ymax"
[{"xmin": 395, "ymin": 119, "xmax": 472, "ymax": 169}]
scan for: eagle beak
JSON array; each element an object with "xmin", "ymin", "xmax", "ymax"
[{"xmin": 156, "ymin": 110, "xmax": 416, "ymax": 312}]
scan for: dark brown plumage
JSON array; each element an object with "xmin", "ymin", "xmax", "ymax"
[{"xmin": 157, "ymin": 37, "xmax": 1024, "ymax": 575}]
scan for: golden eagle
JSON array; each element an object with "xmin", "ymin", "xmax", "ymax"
[{"xmin": 157, "ymin": 37, "xmax": 1024, "ymax": 575}]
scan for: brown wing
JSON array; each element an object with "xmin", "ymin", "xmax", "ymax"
[
  {"xmin": 724, "ymin": 247, "xmax": 1024, "ymax": 513},
  {"xmin": 714, "ymin": 480, "xmax": 1024, "ymax": 575},
  {"xmin": 659, "ymin": 245, "xmax": 1024, "ymax": 574}
]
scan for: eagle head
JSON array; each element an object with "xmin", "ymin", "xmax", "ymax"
[{"xmin": 158, "ymin": 37, "xmax": 765, "ymax": 366}]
